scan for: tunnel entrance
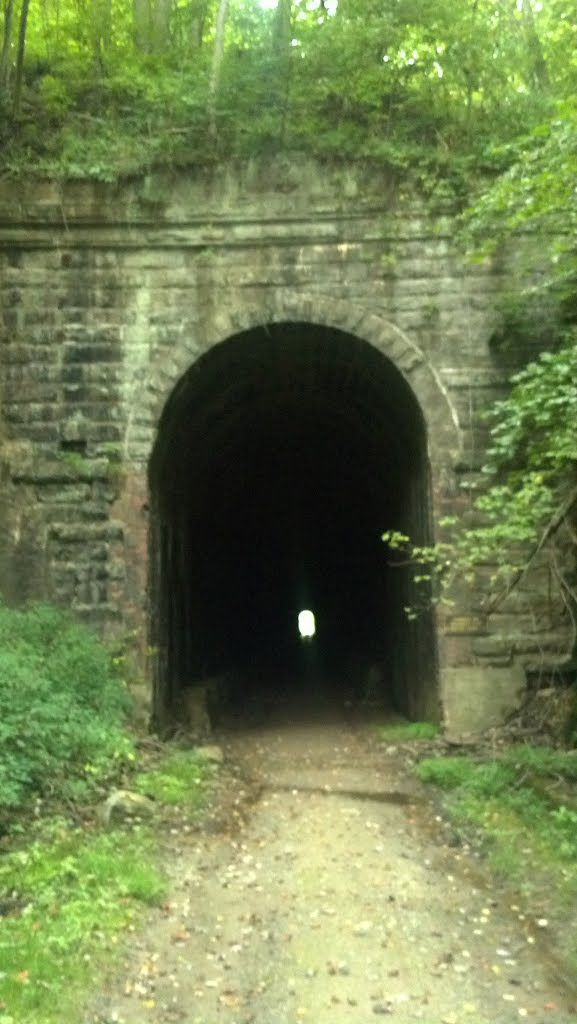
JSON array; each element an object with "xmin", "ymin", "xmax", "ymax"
[{"xmin": 148, "ymin": 322, "xmax": 438, "ymax": 728}]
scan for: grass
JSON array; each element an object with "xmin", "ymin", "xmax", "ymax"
[
  {"xmin": 0, "ymin": 745, "xmax": 218, "ymax": 1024},
  {"xmin": 0, "ymin": 823, "xmax": 166, "ymax": 1024},
  {"xmin": 0, "ymin": 603, "xmax": 220, "ymax": 1021},
  {"xmin": 416, "ymin": 744, "xmax": 577, "ymax": 981},
  {"xmin": 134, "ymin": 748, "xmax": 217, "ymax": 807},
  {"xmin": 378, "ymin": 720, "xmax": 440, "ymax": 743}
]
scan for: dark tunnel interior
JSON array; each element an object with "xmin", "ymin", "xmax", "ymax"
[{"xmin": 148, "ymin": 323, "xmax": 439, "ymax": 726}]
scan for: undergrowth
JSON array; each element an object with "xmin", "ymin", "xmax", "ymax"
[
  {"xmin": 0, "ymin": 819, "xmax": 166, "ymax": 1023},
  {"xmin": 417, "ymin": 745, "xmax": 577, "ymax": 978},
  {"xmin": 0, "ymin": 602, "xmax": 134, "ymax": 813},
  {"xmin": 0, "ymin": 743, "xmax": 217, "ymax": 1024},
  {"xmin": 0, "ymin": 601, "xmax": 219, "ymax": 1023}
]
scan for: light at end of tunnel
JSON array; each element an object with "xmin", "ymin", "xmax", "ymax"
[{"xmin": 298, "ymin": 609, "xmax": 316, "ymax": 639}]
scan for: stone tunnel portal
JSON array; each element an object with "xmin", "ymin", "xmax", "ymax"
[{"xmin": 148, "ymin": 322, "xmax": 438, "ymax": 727}]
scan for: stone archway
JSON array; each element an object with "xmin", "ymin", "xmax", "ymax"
[
  {"xmin": 147, "ymin": 307, "xmax": 460, "ymax": 730},
  {"xmin": 137, "ymin": 291, "xmax": 461, "ymax": 467}
]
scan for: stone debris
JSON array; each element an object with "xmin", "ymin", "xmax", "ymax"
[
  {"xmin": 99, "ymin": 789, "xmax": 155, "ymax": 826},
  {"xmin": 195, "ymin": 745, "xmax": 225, "ymax": 764}
]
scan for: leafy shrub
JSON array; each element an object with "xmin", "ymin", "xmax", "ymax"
[
  {"xmin": 418, "ymin": 750, "xmax": 577, "ymax": 859},
  {"xmin": 416, "ymin": 756, "xmax": 478, "ymax": 789},
  {"xmin": 0, "ymin": 603, "xmax": 133, "ymax": 810},
  {"xmin": 501, "ymin": 744, "xmax": 577, "ymax": 780}
]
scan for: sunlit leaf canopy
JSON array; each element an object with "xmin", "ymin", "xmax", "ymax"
[{"xmin": 0, "ymin": 0, "xmax": 575, "ymax": 185}]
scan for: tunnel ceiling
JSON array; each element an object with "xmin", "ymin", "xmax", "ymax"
[{"xmin": 150, "ymin": 322, "xmax": 426, "ymax": 522}]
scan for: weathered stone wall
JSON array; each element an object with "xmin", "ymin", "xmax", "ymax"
[{"xmin": 0, "ymin": 159, "xmax": 572, "ymax": 732}]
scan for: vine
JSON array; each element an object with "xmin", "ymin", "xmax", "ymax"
[{"xmin": 383, "ymin": 333, "xmax": 577, "ymax": 649}]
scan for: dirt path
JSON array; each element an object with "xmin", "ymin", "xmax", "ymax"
[{"xmin": 90, "ymin": 712, "xmax": 576, "ymax": 1023}]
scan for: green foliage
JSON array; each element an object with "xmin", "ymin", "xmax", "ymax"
[
  {"xmin": 551, "ymin": 805, "xmax": 577, "ymax": 861},
  {"xmin": 381, "ymin": 529, "xmax": 454, "ymax": 614},
  {"xmin": 417, "ymin": 747, "xmax": 577, "ymax": 856},
  {"xmin": 378, "ymin": 720, "xmax": 439, "ymax": 742},
  {"xmin": 415, "ymin": 738, "xmax": 577, "ymax": 989},
  {"xmin": 134, "ymin": 749, "xmax": 216, "ymax": 806},
  {"xmin": 462, "ymin": 101, "xmax": 577, "ymax": 302},
  {"xmin": 0, "ymin": 822, "xmax": 166, "ymax": 1022},
  {"xmin": 500, "ymin": 743, "xmax": 577, "ymax": 781},
  {"xmin": 0, "ymin": 602, "xmax": 133, "ymax": 810},
  {"xmin": 417, "ymin": 748, "xmax": 577, "ymax": 889},
  {"xmin": 384, "ymin": 332, "xmax": 577, "ymax": 613},
  {"xmin": 0, "ymin": 735, "xmax": 218, "ymax": 1023},
  {"xmin": 486, "ymin": 338, "xmax": 577, "ymax": 479},
  {"xmin": 0, "ymin": 0, "xmax": 575, "ymax": 184},
  {"xmin": 416, "ymin": 756, "xmax": 479, "ymax": 790},
  {"xmin": 459, "ymin": 334, "xmax": 577, "ymax": 585},
  {"xmin": 452, "ymin": 92, "xmax": 577, "ymax": 614}
]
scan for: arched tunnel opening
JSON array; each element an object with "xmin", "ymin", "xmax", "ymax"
[{"xmin": 148, "ymin": 322, "xmax": 439, "ymax": 729}]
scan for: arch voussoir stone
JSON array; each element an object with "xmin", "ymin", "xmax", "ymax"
[{"xmin": 146, "ymin": 290, "xmax": 463, "ymax": 469}]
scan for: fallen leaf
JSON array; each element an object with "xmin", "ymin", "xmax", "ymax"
[{"xmin": 220, "ymin": 991, "xmax": 242, "ymax": 1008}]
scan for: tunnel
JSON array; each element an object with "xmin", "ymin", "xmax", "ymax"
[{"xmin": 148, "ymin": 322, "xmax": 439, "ymax": 728}]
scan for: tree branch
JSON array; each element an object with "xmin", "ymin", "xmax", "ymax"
[{"xmin": 485, "ymin": 483, "xmax": 577, "ymax": 614}]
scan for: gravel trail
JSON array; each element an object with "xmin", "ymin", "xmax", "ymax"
[{"xmin": 91, "ymin": 712, "xmax": 576, "ymax": 1024}]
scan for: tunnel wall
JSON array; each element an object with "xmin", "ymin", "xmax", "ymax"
[{"xmin": 0, "ymin": 159, "xmax": 572, "ymax": 734}]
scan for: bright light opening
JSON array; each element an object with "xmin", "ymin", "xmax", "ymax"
[{"xmin": 298, "ymin": 609, "xmax": 316, "ymax": 639}]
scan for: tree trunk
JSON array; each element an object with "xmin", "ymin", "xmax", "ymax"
[
  {"xmin": 151, "ymin": 0, "xmax": 171, "ymax": 52},
  {"xmin": 133, "ymin": 0, "xmax": 150, "ymax": 52},
  {"xmin": 272, "ymin": 0, "xmax": 292, "ymax": 142},
  {"xmin": 208, "ymin": 0, "xmax": 229, "ymax": 138},
  {"xmin": 92, "ymin": 0, "xmax": 112, "ymax": 66},
  {"xmin": 133, "ymin": 0, "xmax": 171, "ymax": 54},
  {"xmin": 0, "ymin": 0, "xmax": 16, "ymax": 93},
  {"xmin": 13, "ymin": 0, "xmax": 30, "ymax": 115},
  {"xmin": 520, "ymin": 0, "xmax": 549, "ymax": 91}
]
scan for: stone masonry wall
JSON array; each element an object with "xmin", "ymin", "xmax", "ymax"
[{"xmin": 0, "ymin": 159, "xmax": 572, "ymax": 733}]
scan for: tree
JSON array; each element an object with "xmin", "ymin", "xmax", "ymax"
[
  {"xmin": 0, "ymin": 0, "xmax": 16, "ymax": 95},
  {"xmin": 208, "ymin": 0, "xmax": 230, "ymax": 137},
  {"xmin": 12, "ymin": 0, "xmax": 30, "ymax": 114},
  {"xmin": 134, "ymin": 0, "xmax": 171, "ymax": 55},
  {"xmin": 2, "ymin": 0, "xmax": 574, "ymax": 175}
]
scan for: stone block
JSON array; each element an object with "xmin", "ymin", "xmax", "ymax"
[
  {"xmin": 472, "ymin": 635, "xmax": 514, "ymax": 659},
  {"xmin": 48, "ymin": 521, "xmax": 124, "ymax": 542},
  {"xmin": 514, "ymin": 631, "xmax": 574, "ymax": 656},
  {"xmin": 441, "ymin": 665, "xmax": 526, "ymax": 736},
  {"xmin": 12, "ymin": 458, "xmax": 111, "ymax": 484},
  {"xmin": 444, "ymin": 615, "xmax": 486, "ymax": 635}
]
